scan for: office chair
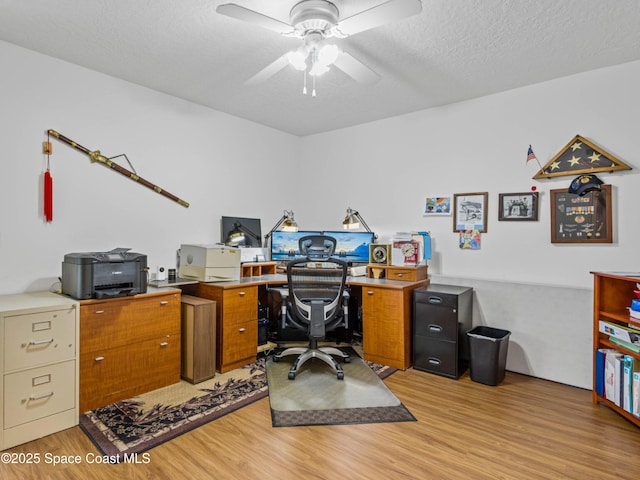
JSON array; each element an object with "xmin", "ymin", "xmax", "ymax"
[{"xmin": 273, "ymin": 235, "xmax": 350, "ymax": 380}]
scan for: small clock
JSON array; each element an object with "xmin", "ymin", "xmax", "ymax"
[
  {"xmin": 401, "ymin": 243, "xmax": 416, "ymax": 258},
  {"xmin": 369, "ymin": 244, "xmax": 391, "ymax": 265},
  {"xmin": 393, "ymin": 240, "xmax": 420, "ymax": 265}
]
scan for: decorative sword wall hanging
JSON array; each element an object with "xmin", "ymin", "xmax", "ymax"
[{"xmin": 47, "ymin": 129, "xmax": 190, "ymax": 209}]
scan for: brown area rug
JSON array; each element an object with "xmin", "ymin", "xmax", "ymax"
[
  {"xmin": 79, "ymin": 360, "xmax": 268, "ymax": 460},
  {"xmin": 79, "ymin": 347, "xmax": 412, "ymax": 460}
]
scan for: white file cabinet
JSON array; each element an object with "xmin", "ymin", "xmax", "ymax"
[{"xmin": 0, "ymin": 292, "xmax": 79, "ymax": 450}]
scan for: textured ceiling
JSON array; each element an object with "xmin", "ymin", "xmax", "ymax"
[{"xmin": 1, "ymin": 0, "xmax": 640, "ymax": 136}]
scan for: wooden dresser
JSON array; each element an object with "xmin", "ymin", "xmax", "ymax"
[
  {"xmin": 0, "ymin": 292, "xmax": 79, "ymax": 450},
  {"xmin": 79, "ymin": 288, "xmax": 181, "ymax": 412}
]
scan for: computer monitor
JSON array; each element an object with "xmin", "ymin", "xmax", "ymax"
[
  {"xmin": 322, "ymin": 231, "xmax": 375, "ymax": 264},
  {"xmin": 221, "ymin": 216, "xmax": 262, "ymax": 248},
  {"xmin": 270, "ymin": 230, "xmax": 321, "ymax": 261}
]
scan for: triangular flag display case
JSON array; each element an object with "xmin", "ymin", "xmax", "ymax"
[{"xmin": 533, "ymin": 134, "xmax": 632, "ymax": 179}]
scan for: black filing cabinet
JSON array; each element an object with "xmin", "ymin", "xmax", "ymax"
[{"xmin": 413, "ymin": 284, "xmax": 473, "ymax": 378}]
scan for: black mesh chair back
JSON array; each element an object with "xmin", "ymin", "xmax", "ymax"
[{"xmin": 273, "ymin": 235, "xmax": 351, "ymax": 380}]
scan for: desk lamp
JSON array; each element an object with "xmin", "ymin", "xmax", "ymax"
[
  {"xmin": 264, "ymin": 210, "xmax": 298, "ymax": 246},
  {"xmin": 343, "ymin": 207, "xmax": 372, "ymax": 232},
  {"xmin": 226, "ymin": 222, "xmax": 261, "ymax": 247},
  {"xmin": 343, "ymin": 207, "xmax": 378, "ymax": 242}
]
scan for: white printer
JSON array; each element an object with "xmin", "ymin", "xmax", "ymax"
[{"xmin": 178, "ymin": 244, "xmax": 241, "ymax": 282}]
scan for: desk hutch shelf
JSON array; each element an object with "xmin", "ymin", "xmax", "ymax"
[
  {"xmin": 367, "ymin": 264, "xmax": 428, "ymax": 282},
  {"xmin": 241, "ymin": 262, "xmax": 277, "ymax": 278}
]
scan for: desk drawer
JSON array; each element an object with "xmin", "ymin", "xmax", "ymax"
[
  {"xmin": 4, "ymin": 360, "xmax": 76, "ymax": 428},
  {"xmin": 222, "ymin": 287, "xmax": 257, "ymax": 326},
  {"xmin": 80, "ymin": 293, "xmax": 180, "ymax": 353},
  {"xmin": 220, "ymin": 319, "xmax": 257, "ymax": 371},
  {"xmin": 413, "ymin": 337, "xmax": 457, "ymax": 378},
  {"xmin": 413, "ymin": 316, "xmax": 458, "ymax": 342},
  {"xmin": 385, "ymin": 267, "xmax": 420, "ymax": 282},
  {"xmin": 80, "ymin": 333, "xmax": 180, "ymax": 411},
  {"xmin": 4, "ymin": 308, "xmax": 76, "ymax": 371}
]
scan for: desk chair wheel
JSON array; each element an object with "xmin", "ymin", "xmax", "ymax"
[
  {"xmin": 337, "ymin": 371, "xmax": 344, "ymax": 380},
  {"xmin": 288, "ymin": 371, "xmax": 296, "ymax": 380}
]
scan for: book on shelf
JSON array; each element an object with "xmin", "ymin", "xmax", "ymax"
[
  {"xmin": 633, "ymin": 371, "xmax": 640, "ymax": 417},
  {"xmin": 609, "ymin": 336, "xmax": 640, "ymax": 353},
  {"xmin": 595, "ymin": 348, "xmax": 611, "ymax": 397},
  {"xmin": 623, "ymin": 355, "xmax": 635, "ymax": 413},
  {"xmin": 599, "ymin": 320, "xmax": 640, "ymax": 346},
  {"xmin": 604, "ymin": 350, "xmax": 624, "ymax": 405}
]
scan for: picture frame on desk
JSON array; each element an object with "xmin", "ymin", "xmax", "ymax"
[{"xmin": 453, "ymin": 192, "xmax": 488, "ymax": 232}]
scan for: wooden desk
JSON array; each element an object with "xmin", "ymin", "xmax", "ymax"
[
  {"xmin": 350, "ymin": 276, "xmax": 428, "ymax": 370},
  {"xmin": 182, "ymin": 274, "xmax": 428, "ymax": 372}
]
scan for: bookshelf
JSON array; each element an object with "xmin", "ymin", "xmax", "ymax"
[{"xmin": 591, "ymin": 271, "xmax": 640, "ymax": 427}]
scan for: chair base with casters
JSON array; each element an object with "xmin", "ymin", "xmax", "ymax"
[{"xmin": 273, "ymin": 339, "xmax": 350, "ymax": 380}]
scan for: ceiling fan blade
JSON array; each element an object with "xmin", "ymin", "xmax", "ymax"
[
  {"xmin": 216, "ymin": 3, "xmax": 293, "ymax": 34},
  {"xmin": 245, "ymin": 55, "xmax": 291, "ymax": 86},
  {"xmin": 337, "ymin": 0, "xmax": 423, "ymax": 36},
  {"xmin": 333, "ymin": 51, "xmax": 380, "ymax": 85}
]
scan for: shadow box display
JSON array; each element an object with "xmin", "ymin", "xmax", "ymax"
[{"xmin": 550, "ymin": 185, "xmax": 612, "ymax": 243}]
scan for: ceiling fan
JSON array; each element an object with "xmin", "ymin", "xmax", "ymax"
[{"xmin": 216, "ymin": 0, "xmax": 423, "ymax": 94}]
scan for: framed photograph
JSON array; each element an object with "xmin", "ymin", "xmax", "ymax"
[
  {"xmin": 424, "ymin": 195, "xmax": 452, "ymax": 216},
  {"xmin": 453, "ymin": 192, "xmax": 488, "ymax": 232},
  {"xmin": 498, "ymin": 192, "xmax": 539, "ymax": 221},
  {"xmin": 550, "ymin": 184, "xmax": 612, "ymax": 243}
]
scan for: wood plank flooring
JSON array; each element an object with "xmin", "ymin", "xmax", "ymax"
[{"xmin": 2, "ymin": 368, "xmax": 639, "ymax": 479}]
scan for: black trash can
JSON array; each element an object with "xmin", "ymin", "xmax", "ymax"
[{"xmin": 467, "ymin": 326, "xmax": 511, "ymax": 386}]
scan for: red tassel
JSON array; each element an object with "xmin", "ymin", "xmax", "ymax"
[{"xmin": 44, "ymin": 170, "xmax": 53, "ymax": 222}]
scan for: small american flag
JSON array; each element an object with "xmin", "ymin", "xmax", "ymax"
[{"xmin": 526, "ymin": 145, "xmax": 537, "ymax": 164}]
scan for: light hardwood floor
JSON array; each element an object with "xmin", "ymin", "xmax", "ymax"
[{"xmin": 2, "ymin": 368, "xmax": 639, "ymax": 480}]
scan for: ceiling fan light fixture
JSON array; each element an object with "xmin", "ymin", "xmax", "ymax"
[
  {"xmin": 290, "ymin": 0, "xmax": 339, "ymax": 37},
  {"xmin": 317, "ymin": 44, "xmax": 340, "ymax": 66},
  {"xmin": 218, "ymin": 0, "xmax": 423, "ymax": 88},
  {"xmin": 286, "ymin": 50, "xmax": 308, "ymax": 71}
]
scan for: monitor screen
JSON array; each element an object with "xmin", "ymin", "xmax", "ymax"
[
  {"xmin": 221, "ymin": 216, "xmax": 262, "ymax": 247},
  {"xmin": 322, "ymin": 231, "xmax": 375, "ymax": 264},
  {"xmin": 271, "ymin": 231, "xmax": 321, "ymax": 261}
]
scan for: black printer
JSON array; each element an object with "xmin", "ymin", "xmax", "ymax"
[{"xmin": 61, "ymin": 248, "xmax": 148, "ymax": 300}]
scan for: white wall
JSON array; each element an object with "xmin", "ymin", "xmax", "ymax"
[
  {"xmin": 0, "ymin": 41, "xmax": 300, "ymax": 294},
  {"xmin": 2, "ymin": 40, "xmax": 639, "ymax": 389},
  {"xmin": 295, "ymin": 60, "xmax": 640, "ymax": 388},
  {"xmin": 296, "ymin": 61, "xmax": 640, "ymax": 289}
]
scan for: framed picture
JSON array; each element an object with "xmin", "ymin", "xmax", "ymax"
[
  {"xmin": 550, "ymin": 184, "xmax": 612, "ymax": 243},
  {"xmin": 498, "ymin": 192, "xmax": 539, "ymax": 221},
  {"xmin": 453, "ymin": 192, "xmax": 488, "ymax": 232},
  {"xmin": 424, "ymin": 195, "xmax": 452, "ymax": 216}
]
